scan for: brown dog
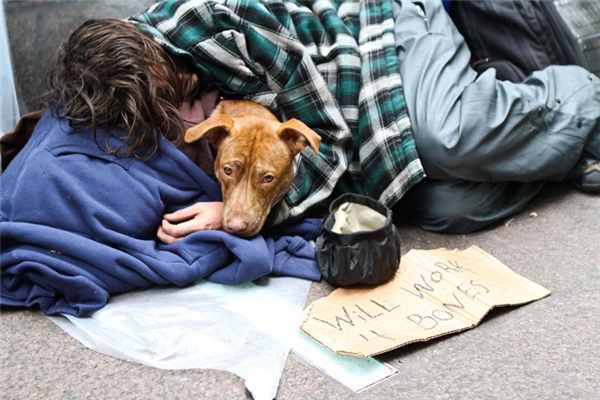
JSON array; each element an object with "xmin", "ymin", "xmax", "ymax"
[{"xmin": 185, "ymin": 99, "xmax": 321, "ymax": 238}]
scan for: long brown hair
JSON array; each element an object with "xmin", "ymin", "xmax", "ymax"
[{"xmin": 47, "ymin": 18, "xmax": 196, "ymax": 159}]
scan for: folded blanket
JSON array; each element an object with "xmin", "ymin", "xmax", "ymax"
[
  {"xmin": 129, "ymin": 0, "xmax": 425, "ymax": 224},
  {"xmin": 0, "ymin": 111, "xmax": 322, "ymax": 316}
]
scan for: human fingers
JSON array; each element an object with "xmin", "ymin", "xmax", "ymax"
[
  {"xmin": 162, "ymin": 203, "xmax": 204, "ymax": 223},
  {"xmin": 157, "ymin": 222, "xmax": 180, "ymax": 244}
]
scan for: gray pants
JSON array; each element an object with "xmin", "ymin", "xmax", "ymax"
[{"xmin": 392, "ymin": 0, "xmax": 600, "ymax": 233}]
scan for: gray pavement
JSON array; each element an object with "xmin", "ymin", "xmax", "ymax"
[{"xmin": 2, "ymin": 182, "xmax": 599, "ymax": 400}]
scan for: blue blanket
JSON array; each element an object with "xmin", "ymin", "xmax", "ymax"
[{"xmin": 0, "ymin": 111, "xmax": 322, "ymax": 316}]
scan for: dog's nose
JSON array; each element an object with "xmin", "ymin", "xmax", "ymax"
[{"xmin": 226, "ymin": 218, "xmax": 249, "ymax": 236}]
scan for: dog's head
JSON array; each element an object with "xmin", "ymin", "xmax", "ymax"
[{"xmin": 185, "ymin": 100, "xmax": 321, "ymax": 238}]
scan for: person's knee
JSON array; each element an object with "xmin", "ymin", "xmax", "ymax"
[{"xmin": 534, "ymin": 65, "xmax": 600, "ymax": 119}]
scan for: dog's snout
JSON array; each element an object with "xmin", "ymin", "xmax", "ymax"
[{"xmin": 226, "ymin": 218, "xmax": 250, "ymax": 236}]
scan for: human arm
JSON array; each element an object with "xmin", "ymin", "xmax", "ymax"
[{"xmin": 157, "ymin": 88, "xmax": 223, "ymax": 245}]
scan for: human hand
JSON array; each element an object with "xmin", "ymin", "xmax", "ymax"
[{"xmin": 157, "ymin": 202, "xmax": 224, "ymax": 244}]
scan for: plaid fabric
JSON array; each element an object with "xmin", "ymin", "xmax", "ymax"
[{"xmin": 129, "ymin": 0, "xmax": 424, "ymax": 224}]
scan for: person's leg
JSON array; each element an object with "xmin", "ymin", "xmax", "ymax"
[
  {"xmin": 391, "ymin": 0, "xmax": 598, "ymax": 232},
  {"xmin": 395, "ymin": 179, "xmax": 545, "ymax": 234},
  {"xmin": 393, "ymin": 0, "xmax": 600, "ymax": 183}
]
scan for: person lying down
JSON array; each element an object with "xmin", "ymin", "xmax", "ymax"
[
  {"xmin": 0, "ymin": 17, "xmax": 323, "ymax": 317},
  {"xmin": 1, "ymin": 1, "xmax": 428, "ymax": 317}
]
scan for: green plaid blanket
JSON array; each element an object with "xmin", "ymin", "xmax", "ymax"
[{"xmin": 129, "ymin": 0, "xmax": 424, "ymax": 224}]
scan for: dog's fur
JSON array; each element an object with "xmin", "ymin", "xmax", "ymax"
[{"xmin": 185, "ymin": 99, "xmax": 321, "ymax": 238}]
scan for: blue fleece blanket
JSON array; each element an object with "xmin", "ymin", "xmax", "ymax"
[{"xmin": 0, "ymin": 111, "xmax": 322, "ymax": 317}]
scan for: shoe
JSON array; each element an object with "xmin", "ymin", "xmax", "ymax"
[{"xmin": 575, "ymin": 162, "xmax": 600, "ymax": 193}]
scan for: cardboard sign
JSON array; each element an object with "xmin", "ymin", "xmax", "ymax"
[{"xmin": 301, "ymin": 246, "xmax": 551, "ymax": 358}]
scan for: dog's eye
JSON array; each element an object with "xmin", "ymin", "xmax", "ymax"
[
  {"xmin": 223, "ymin": 167, "xmax": 233, "ymax": 176},
  {"xmin": 262, "ymin": 175, "xmax": 274, "ymax": 183}
]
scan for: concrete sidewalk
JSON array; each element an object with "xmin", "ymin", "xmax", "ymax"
[{"xmin": 2, "ymin": 182, "xmax": 598, "ymax": 399}]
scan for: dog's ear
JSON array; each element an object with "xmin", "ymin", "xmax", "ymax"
[
  {"xmin": 277, "ymin": 118, "xmax": 321, "ymax": 155},
  {"xmin": 184, "ymin": 115, "xmax": 234, "ymax": 148}
]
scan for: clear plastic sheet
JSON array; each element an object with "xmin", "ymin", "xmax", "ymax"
[{"xmin": 48, "ymin": 277, "xmax": 312, "ymax": 400}]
